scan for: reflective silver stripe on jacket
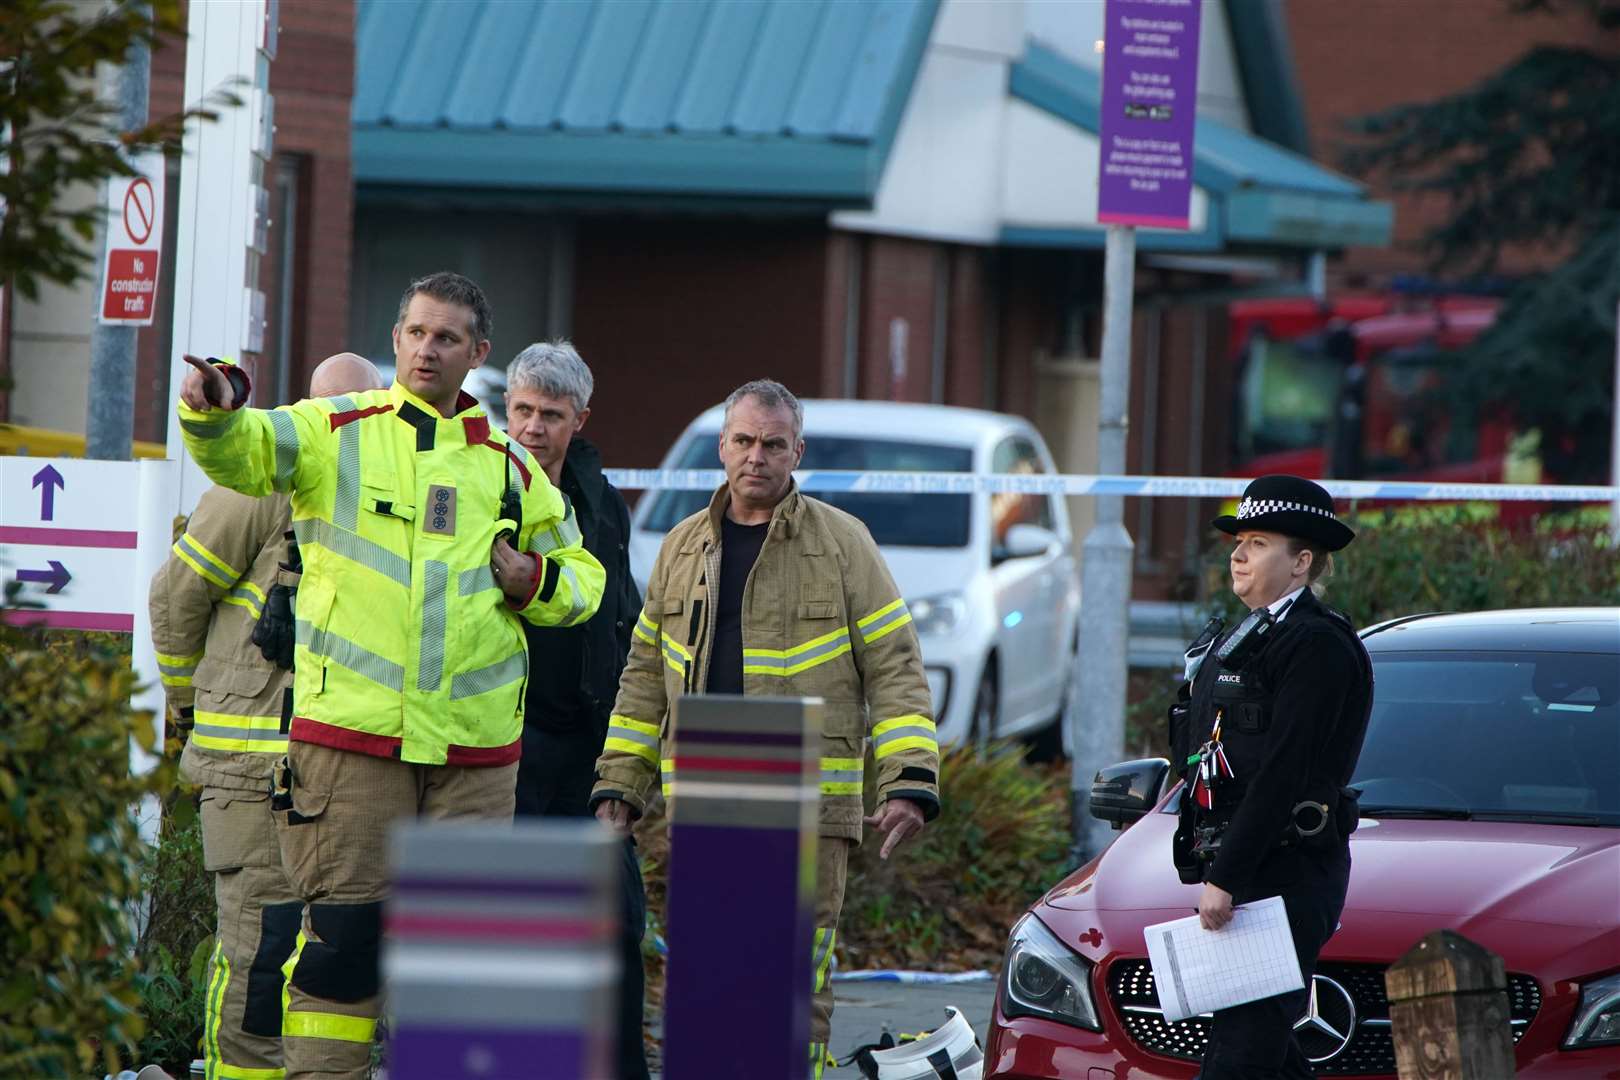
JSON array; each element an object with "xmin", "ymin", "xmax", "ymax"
[
  {"xmin": 267, "ymin": 408, "xmax": 301, "ymax": 489},
  {"xmin": 330, "ymin": 395, "xmax": 360, "ymax": 532},
  {"xmin": 459, "ymin": 565, "xmax": 497, "ymax": 596},
  {"xmin": 449, "ymin": 650, "xmax": 528, "ymax": 700},
  {"xmin": 297, "ymin": 619, "xmax": 405, "ymax": 692},
  {"xmin": 417, "ymin": 560, "xmax": 449, "ymax": 692},
  {"xmin": 292, "ymin": 519, "xmax": 411, "ymax": 587}
]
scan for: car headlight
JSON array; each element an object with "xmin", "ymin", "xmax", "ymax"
[
  {"xmin": 1000, "ymin": 914, "xmax": 1102, "ymax": 1031},
  {"xmin": 910, "ymin": 591, "xmax": 968, "ymax": 638},
  {"xmin": 1564, "ymin": 970, "xmax": 1620, "ymax": 1049}
]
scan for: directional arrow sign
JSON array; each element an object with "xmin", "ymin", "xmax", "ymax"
[
  {"xmin": 16, "ymin": 560, "xmax": 71, "ymax": 594},
  {"xmin": 2, "ymin": 457, "xmax": 149, "ymax": 633},
  {"xmin": 32, "ymin": 464, "xmax": 65, "ymax": 521}
]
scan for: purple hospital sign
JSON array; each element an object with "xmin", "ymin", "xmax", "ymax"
[{"xmin": 1097, "ymin": 0, "xmax": 1203, "ymax": 229}]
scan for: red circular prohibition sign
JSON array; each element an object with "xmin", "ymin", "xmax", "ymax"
[{"xmin": 123, "ymin": 178, "xmax": 155, "ymax": 245}]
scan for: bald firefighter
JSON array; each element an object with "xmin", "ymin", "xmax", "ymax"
[{"xmin": 151, "ymin": 353, "xmax": 383, "ymax": 1080}]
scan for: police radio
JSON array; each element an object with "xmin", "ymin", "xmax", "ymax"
[
  {"xmin": 1214, "ymin": 602, "xmax": 1285, "ymax": 671},
  {"xmin": 495, "ymin": 447, "xmax": 521, "ymax": 544}
]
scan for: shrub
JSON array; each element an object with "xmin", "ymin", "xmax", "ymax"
[
  {"xmin": 0, "ymin": 614, "xmax": 172, "ymax": 1078},
  {"xmin": 636, "ymin": 742, "xmax": 1070, "ymax": 978},
  {"xmin": 1201, "ymin": 510, "xmax": 1620, "ymax": 628},
  {"xmin": 127, "ymin": 809, "xmax": 213, "ymax": 1075},
  {"xmin": 841, "ymin": 745, "xmax": 1070, "ymax": 972}
]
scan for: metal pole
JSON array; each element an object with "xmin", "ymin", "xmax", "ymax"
[
  {"xmin": 1070, "ymin": 223, "xmax": 1137, "ymax": 865},
  {"xmin": 86, "ymin": 3, "xmax": 150, "ymax": 460},
  {"xmin": 1610, "ymin": 295, "xmax": 1619, "ymax": 543}
]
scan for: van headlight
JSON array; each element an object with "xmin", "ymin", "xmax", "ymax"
[
  {"xmin": 910, "ymin": 591, "xmax": 968, "ymax": 638},
  {"xmin": 1000, "ymin": 914, "xmax": 1102, "ymax": 1030},
  {"xmin": 1564, "ymin": 970, "xmax": 1620, "ymax": 1048}
]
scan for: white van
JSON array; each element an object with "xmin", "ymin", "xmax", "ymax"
[{"xmin": 629, "ymin": 400, "xmax": 1080, "ymax": 750}]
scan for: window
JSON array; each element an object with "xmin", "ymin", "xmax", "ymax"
[
  {"xmin": 1232, "ymin": 334, "xmax": 1341, "ymax": 466},
  {"xmin": 1353, "ymin": 651, "xmax": 1619, "ymax": 824},
  {"xmin": 642, "ymin": 434, "xmax": 973, "ymax": 548},
  {"xmin": 989, "ymin": 436, "xmax": 1053, "ymax": 548}
]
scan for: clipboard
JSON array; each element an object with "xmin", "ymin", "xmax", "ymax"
[{"xmin": 1143, "ymin": 895, "xmax": 1304, "ymax": 1022}]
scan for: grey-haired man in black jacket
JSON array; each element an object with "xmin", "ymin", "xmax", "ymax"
[{"xmin": 505, "ymin": 341, "xmax": 648, "ymax": 1080}]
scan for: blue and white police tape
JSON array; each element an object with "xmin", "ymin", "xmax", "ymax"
[
  {"xmin": 649, "ymin": 934, "xmax": 992, "ymax": 985},
  {"xmin": 604, "ymin": 469, "xmax": 1620, "ymax": 503},
  {"xmin": 831, "ymin": 970, "xmax": 996, "ymax": 984}
]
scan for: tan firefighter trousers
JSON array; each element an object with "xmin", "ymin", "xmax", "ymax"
[{"xmin": 274, "ymin": 742, "xmax": 517, "ymax": 1080}]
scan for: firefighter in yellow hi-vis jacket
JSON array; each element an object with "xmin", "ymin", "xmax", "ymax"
[
  {"xmin": 591, "ymin": 380, "xmax": 942, "ymax": 1078},
  {"xmin": 150, "ymin": 353, "xmax": 382, "ymax": 1080},
  {"xmin": 175, "ymin": 272, "xmax": 605, "ymax": 1080}
]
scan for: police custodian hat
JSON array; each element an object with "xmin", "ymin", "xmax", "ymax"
[{"xmin": 1211, "ymin": 474, "xmax": 1356, "ymax": 551}]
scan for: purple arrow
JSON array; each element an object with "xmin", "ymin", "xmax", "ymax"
[
  {"xmin": 17, "ymin": 561, "xmax": 71, "ymax": 594},
  {"xmin": 31, "ymin": 465, "xmax": 64, "ymax": 521}
]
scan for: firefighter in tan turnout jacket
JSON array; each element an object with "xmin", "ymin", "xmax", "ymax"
[
  {"xmin": 149, "ymin": 353, "xmax": 381, "ymax": 1080},
  {"xmin": 592, "ymin": 380, "xmax": 941, "ymax": 1077}
]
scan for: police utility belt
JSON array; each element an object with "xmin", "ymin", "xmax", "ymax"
[{"xmin": 1172, "ymin": 605, "xmax": 1359, "ymax": 884}]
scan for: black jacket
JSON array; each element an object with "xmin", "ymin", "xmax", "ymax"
[
  {"xmin": 1177, "ymin": 589, "xmax": 1374, "ymax": 898},
  {"xmin": 522, "ymin": 438, "xmax": 640, "ymax": 740}
]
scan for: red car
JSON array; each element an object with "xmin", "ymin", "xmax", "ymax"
[{"xmin": 986, "ymin": 608, "xmax": 1620, "ymax": 1078}]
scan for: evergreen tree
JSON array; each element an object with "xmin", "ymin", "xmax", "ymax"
[{"xmin": 1344, "ymin": 0, "xmax": 1620, "ymax": 483}]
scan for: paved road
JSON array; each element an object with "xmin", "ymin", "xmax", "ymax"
[{"xmin": 825, "ymin": 979, "xmax": 998, "ymax": 1077}]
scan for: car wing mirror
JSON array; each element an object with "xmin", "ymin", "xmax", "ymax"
[
  {"xmin": 1089, "ymin": 757, "xmax": 1171, "ymax": 829},
  {"xmin": 997, "ymin": 523, "xmax": 1060, "ymax": 562}
]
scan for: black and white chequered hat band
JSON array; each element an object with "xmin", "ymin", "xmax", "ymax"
[{"xmin": 1236, "ymin": 497, "xmax": 1339, "ymax": 522}]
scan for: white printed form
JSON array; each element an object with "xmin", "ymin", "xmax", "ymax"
[{"xmin": 1143, "ymin": 895, "xmax": 1304, "ymax": 1022}]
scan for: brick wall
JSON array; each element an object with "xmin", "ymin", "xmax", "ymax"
[
  {"xmin": 570, "ymin": 217, "xmax": 831, "ymax": 472},
  {"xmin": 1287, "ymin": 0, "xmax": 1598, "ymax": 285},
  {"xmin": 135, "ymin": 0, "xmax": 353, "ymax": 441},
  {"xmin": 856, "ymin": 235, "xmax": 940, "ymax": 403}
]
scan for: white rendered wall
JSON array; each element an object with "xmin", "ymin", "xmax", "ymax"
[
  {"xmin": 833, "ymin": 0, "xmax": 1247, "ymax": 244},
  {"xmin": 999, "ymin": 99, "xmax": 1212, "ymax": 239}
]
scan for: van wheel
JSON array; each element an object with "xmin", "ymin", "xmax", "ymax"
[{"xmin": 970, "ymin": 662, "xmax": 997, "ymax": 754}]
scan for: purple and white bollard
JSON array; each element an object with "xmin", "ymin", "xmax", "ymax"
[
  {"xmin": 384, "ymin": 820, "xmax": 621, "ymax": 1080},
  {"xmin": 662, "ymin": 694, "xmax": 821, "ymax": 1080}
]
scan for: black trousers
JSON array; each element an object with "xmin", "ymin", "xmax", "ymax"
[
  {"xmin": 1197, "ymin": 849, "xmax": 1351, "ymax": 1080},
  {"xmin": 516, "ymin": 725, "xmax": 651, "ymax": 1080}
]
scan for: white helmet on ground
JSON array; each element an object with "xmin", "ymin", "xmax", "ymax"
[{"xmin": 843, "ymin": 1006, "xmax": 984, "ymax": 1080}]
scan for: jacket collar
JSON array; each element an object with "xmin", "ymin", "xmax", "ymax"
[
  {"xmin": 696, "ymin": 480, "xmax": 810, "ymax": 550},
  {"xmin": 388, "ymin": 380, "xmax": 481, "ymax": 420},
  {"xmin": 559, "ymin": 438, "xmax": 605, "ymax": 517},
  {"xmin": 389, "ymin": 381, "xmax": 487, "ymax": 451}
]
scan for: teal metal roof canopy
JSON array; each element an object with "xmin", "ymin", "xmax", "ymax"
[
  {"xmin": 1005, "ymin": 43, "xmax": 1392, "ymax": 251},
  {"xmin": 352, "ymin": 0, "xmax": 940, "ymax": 205}
]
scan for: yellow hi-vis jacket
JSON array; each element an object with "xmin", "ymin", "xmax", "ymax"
[
  {"xmin": 177, "ymin": 373, "xmax": 605, "ymax": 767},
  {"xmin": 149, "ymin": 485, "xmax": 293, "ymax": 790},
  {"xmin": 591, "ymin": 483, "xmax": 941, "ymax": 841}
]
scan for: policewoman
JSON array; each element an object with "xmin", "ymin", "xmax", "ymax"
[{"xmin": 1170, "ymin": 475, "xmax": 1374, "ymax": 1079}]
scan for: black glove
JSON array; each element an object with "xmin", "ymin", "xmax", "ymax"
[{"xmin": 252, "ymin": 583, "xmax": 297, "ymax": 670}]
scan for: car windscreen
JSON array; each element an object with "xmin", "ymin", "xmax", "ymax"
[
  {"xmin": 640, "ymin": 433, "xmax": 973, "ymax": 548},
  {"xmin": 1352, "ymin": 651, "xmax": 1620, "ymax": 825}
]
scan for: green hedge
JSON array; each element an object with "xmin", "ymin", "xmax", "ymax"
[
  {"xmin": 634, "ymin": 744, "xmax": 1070, "ymax": 977},
  {"xmin": 0, "ymin": 618, "xmax": 172, "ymax": 1078},
  {"xmin": 1201, "ymin": 511, "xmax": 1620, "ymax": 628}
]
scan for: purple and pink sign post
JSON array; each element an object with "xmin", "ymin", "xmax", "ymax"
[
  {"xmin": 662, "ymin": 695, "xmax": 821, "ymax": 1080},
  {"xmin": 1096, "ymin": 0, "xmax": 1203, "ymax": 229},
  {"xmin": 385, "ymin": 821, "xmax": 621, "ymax": 1079}
]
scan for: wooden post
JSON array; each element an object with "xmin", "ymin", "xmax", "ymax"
[
  {"xmin": 1385, "ymin": 930, "xmax": 1515, "ymax": 1080},
  {"xmin": 384, "ymin": 820, "xmax": 621, "ymax": 1079},
  {"xmin": 662, "ymin": 694, "xmax": 820, "ymax": 1080}
]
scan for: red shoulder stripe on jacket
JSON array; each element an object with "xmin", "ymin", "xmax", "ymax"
[{"xmin": 329, "ymin": 404, "xmax": 395, "ymax": 431}]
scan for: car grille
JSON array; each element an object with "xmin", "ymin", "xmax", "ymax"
[{"xmin": 1108, "ymin": 959, "xmax": 1541, "ymax": 1075}]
